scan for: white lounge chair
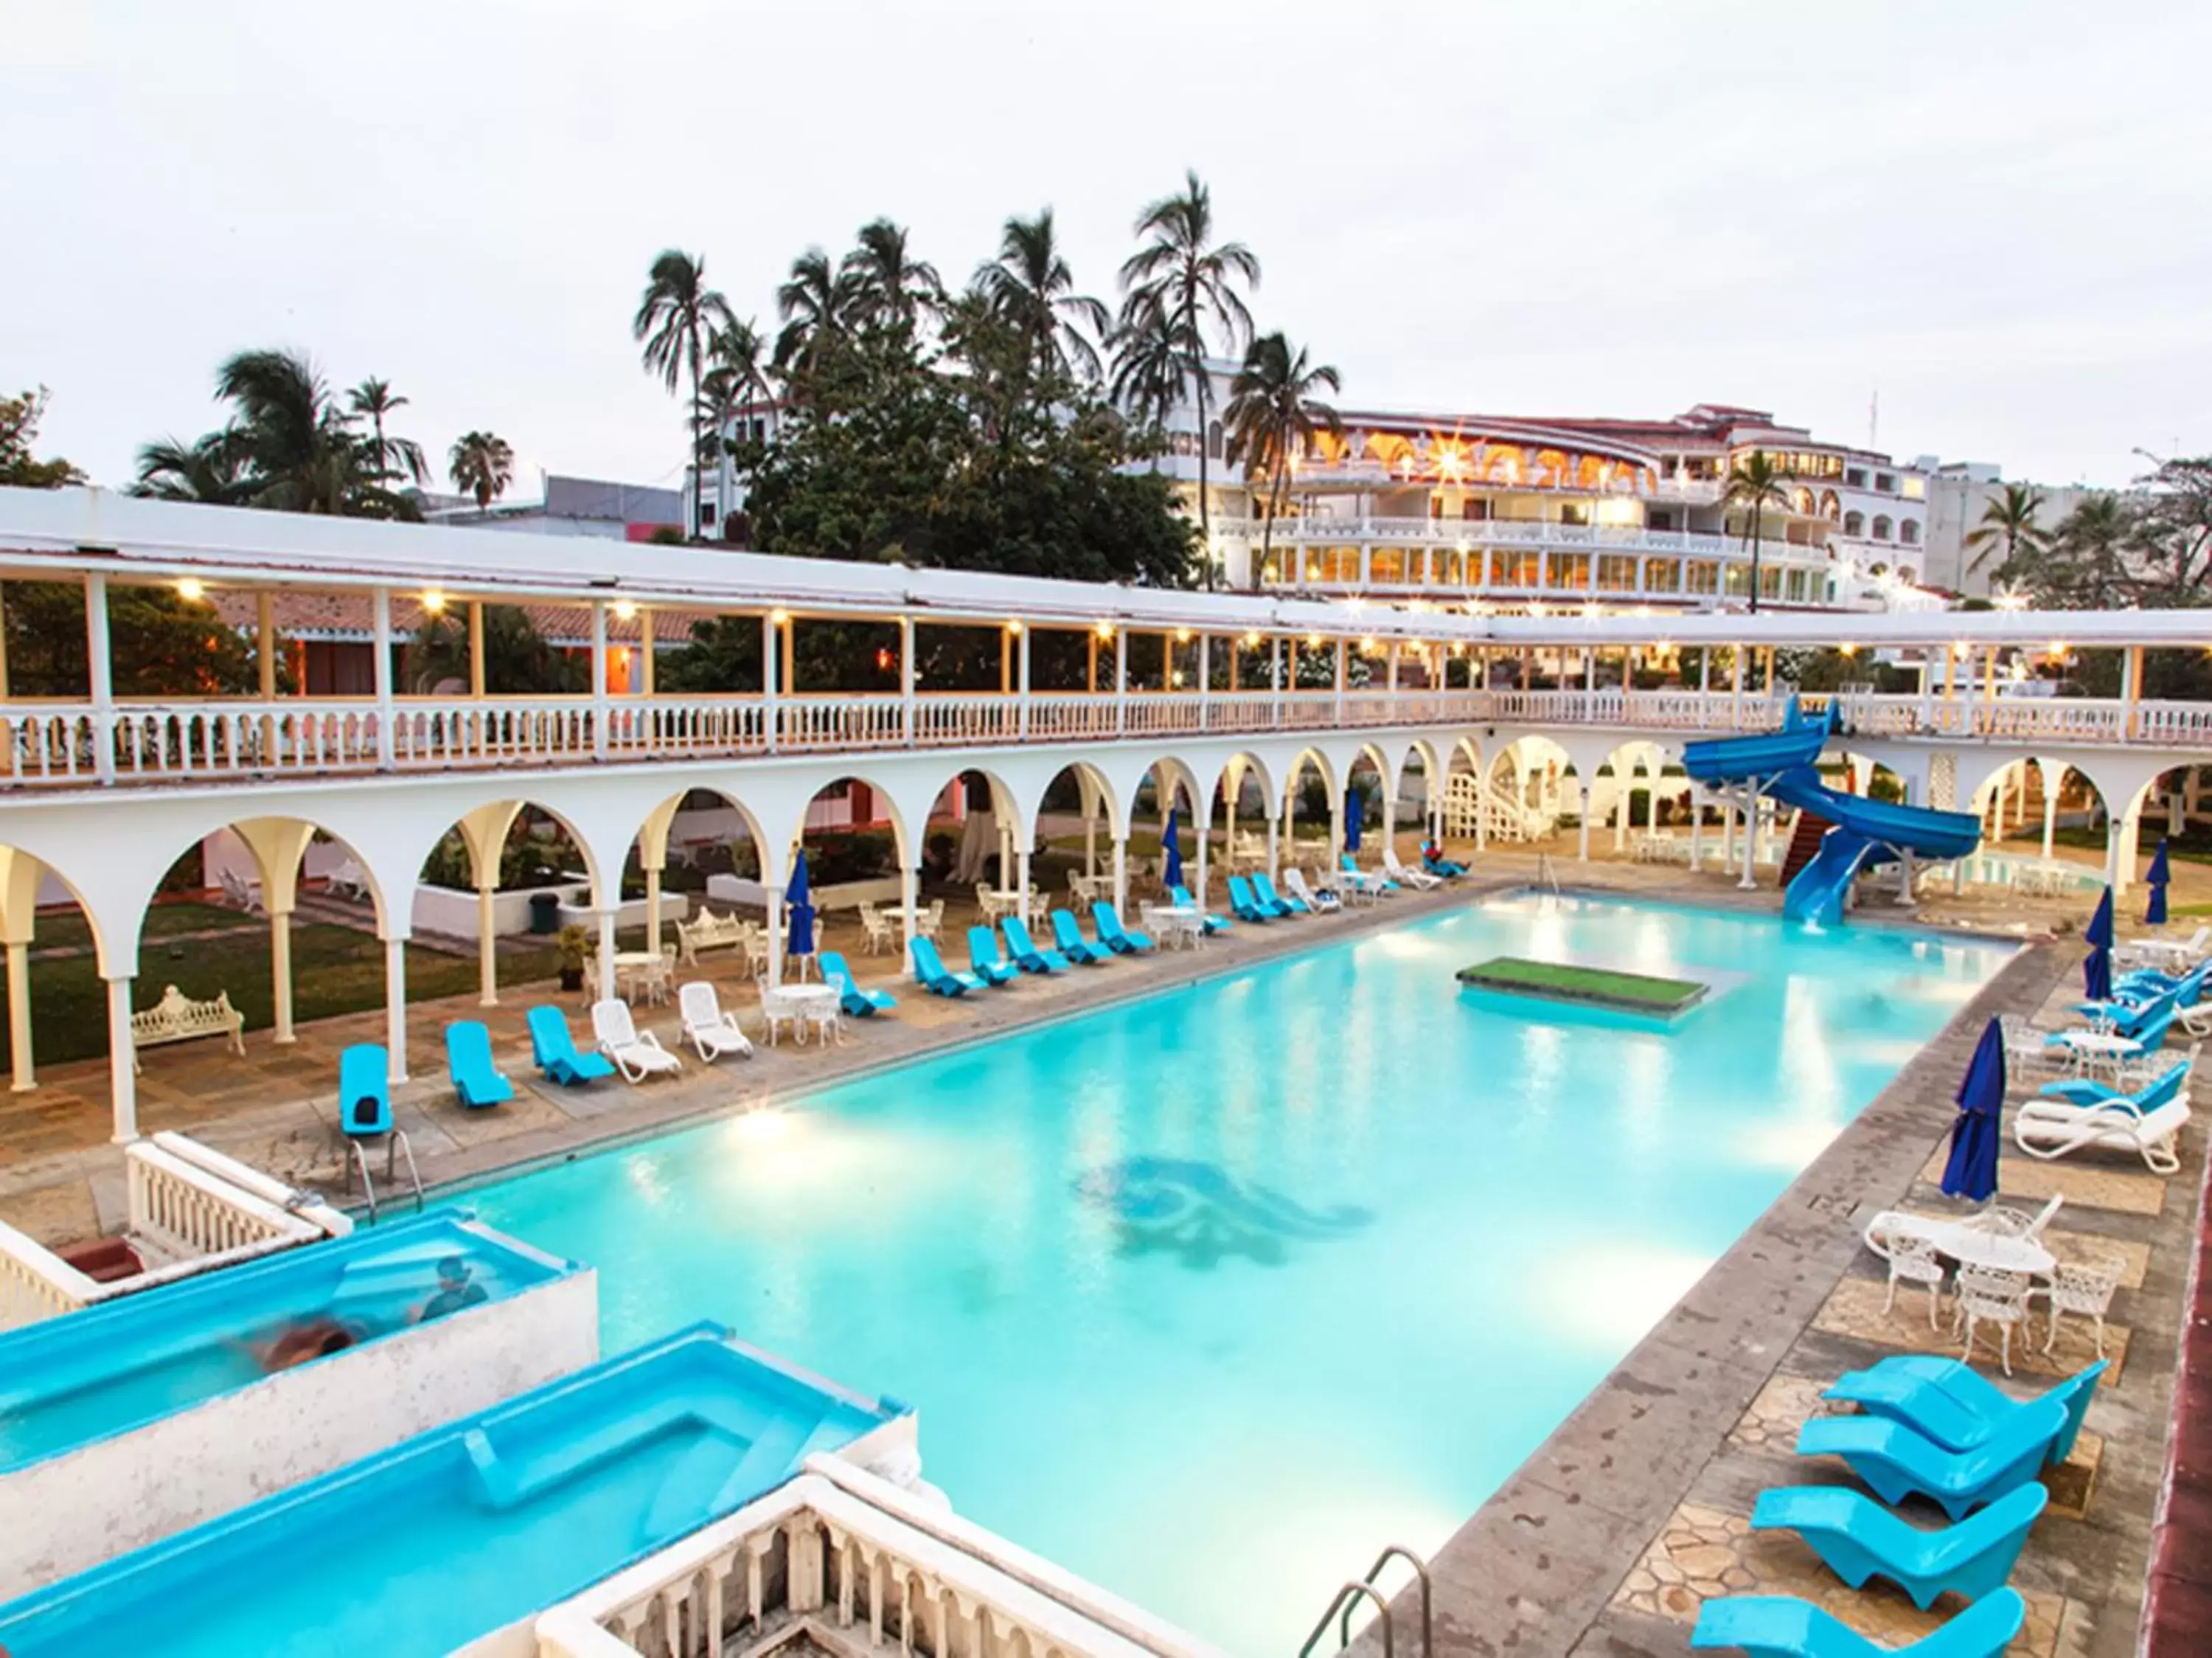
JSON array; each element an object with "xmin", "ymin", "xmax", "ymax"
[
  {"xmin": 678, "ymin": 982, "xmax": 753, "ymax": 1063},
  {"xmin": 2116, "ymin": 924, "xmax": 2211, "ymax": 971},
  {"xmin": 590, "ymin": 997, "xmax": 682, "ymax": 1083},
  {"xmin": 1283, "ymin": 867, "xmax": 1340, "ymax": 913},
  {"xmin": 857, "ymin": 903, "xmax": 895, "ymax": 956},
  {"xmin": 2014, "ymin": 1097, "xmax": 2189, "ymax": 1174},
  {"xmin": 1382, "ymin": 848, "xmax": 1443, "ymax": 890}
]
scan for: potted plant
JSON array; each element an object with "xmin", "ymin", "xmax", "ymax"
[{"xmin": 556, "ymin": 925, "xmax": 590, "ymax": 993}]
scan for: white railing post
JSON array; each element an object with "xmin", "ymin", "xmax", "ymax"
[
  {"xmin": 1017, "ymin": 622, "xmax": 1031, "ymax": 741},
  {"xmin": 900, "ymin": 617, "xmax": 917, "ymax": 746},
  {"xmin": 1113, "ymin": 629, "xmax": 1127, "ymax": 737},
  {"xmin": 590, "ymin": 601, "xmax": 609, "ymax": 760},
  {"xmin": 85, "ymin": 573, "xmax": 115, "ymax": 784},
  {"xmin": 1271, "ymin": 638, "xmax": 1284, "ymax": 727},
  {"xmin": 763, "ymin": 613, "xmax": 781, "ymax": 755},
  {"xmin": 1197, "ymin": 633, "xmax": 1211, "ymax": 732}
]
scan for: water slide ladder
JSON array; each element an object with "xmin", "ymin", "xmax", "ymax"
[
  {"xmin": 347, "ymin": 1130, "xmax": 424, "ymax": 1225},
  {"xmin": 1300, "ymin": 1546, "xmax": 1431, "ymax": 1658}
]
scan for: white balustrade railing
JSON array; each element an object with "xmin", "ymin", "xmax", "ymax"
[
  {"xmin": 533, "ymin": 1457, "xmax": 1225, "ymax": 1658},
  {"xmin": 1266, "ymin": 515, "xmax": 1815, "ymax": 564},
  {"xmin": 0, "ymin": 1223, "xmax": 99, "ymax": 1330},
  {"xmin": 2, "ymin": 685, "xmax": 2206, "ymax": 791}
]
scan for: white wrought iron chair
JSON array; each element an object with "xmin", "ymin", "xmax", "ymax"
[
  {"xmin": 2034, "ymin": 1255, "xmax": 2126, "ymax": 1359},
  {"xmin": 757, "ymin": 984, "xmax": 800, "ymax": 1048},
  {"xmin": 1954, "ymin": 1265, "xmax": 2034, "ymax": 1376},
  {"xmin": 857, "ymin": 903, "xmax": 894, "ymax": 955},
  {"xmin": 1865, "ymin": 1221, "xmax": 1949, "ymax": 1330}
]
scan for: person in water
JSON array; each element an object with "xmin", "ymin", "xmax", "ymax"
[
  {"xmin": 1421, "ymin": 838, "xmax": 1468, "ymax": 878},
  {"xmin": 258, "ymin": 1317, "xmax": 358, "ymax": 1372},
  {"xmin": 411, "ymin": 1255, "xmax": 489, "ymax": 1323}
]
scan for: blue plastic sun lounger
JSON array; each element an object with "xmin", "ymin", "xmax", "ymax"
[
  {"xmin": 1691, "ymin": 1586, "xmax": 2023, "ymax": 1658},
  {"xmin": 1749, "ymin": 1482, "xmax": 2045, "ymax": 1610},
  {"xmin": 338, "ymin": 1043, "xmax": 393, "ymax": 1137},
  {"xmin": 911, "ymin": 936, "xmax": 986, "ymax": 996},
  {"xmin": 2038, "ymin": 1057, "xmax": 2190, "ymax": 1114},
  {"xmin": 1795, "ymin": 1395, "xmax": 2067, "ymax": 1521},
  {"xmin": 1226, "ymin": 875, "xmax": 1273, "ymax": 923},
  {"xmin": 1091, "ymin": 903, "xmax": 1154, "ymax": 954},
  {"xmin": 1002, "ymin": 915, "xmax": 1070, "ymax": 973},
  {"xmin": 445, "ymin": 1021, "xmax": 514, "ymax": 1110},
  {"xmin": 526, "ymin": 1005, "xmax": 616, "ymax": 1086},
  {"xmin": 1251, "ymin": 870, "xmax": 1304, "ymax": 915},
  {"xmin": 965, "ymin": 926, "xmax": 1020, "ymax": 988},
  {"xmin": 1051, "ymin": 908, "xmax": 1109, "ymax": 965},
  {"xmin": 1824, "ymin": 1357, "xmax": 2105, "ymax": 1465},
  {"xmin": 1171, "ymin": 884, "xmax": 1229, "ymax": 934},
  {"xmin": 818, "ymin": 950, "xmax": 896, "ymax": 1016}
]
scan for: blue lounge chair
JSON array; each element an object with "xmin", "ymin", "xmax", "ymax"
[
  {"xmin": 1748, "ymin": 1482, "xmax": 2045, "ymax": 1610},
  {"xmin": 338, "ymin": 1044, "xmax": 392, "ymax": 1137},
  {"xmin": 912, "ymin": 936, "xmax": 987, "ymax": 996},
  {"xmin": 1691, "ymin": 1587, "xmax": 2023, "ymax": 1658},
  {"xmin": 2113, "ymin": 960, "xmax": 2208, "ymax": 1004},
  {"xmin": 1795, "ymin": 1395, "xmax": 2067, "ymax": 1521},
  {"xmin": 1002, "ymin": 915, "xmax": 1070, "ymax": 973},
  {"xmin": 1226, "ymin": 875, "xmax": 1273, "ymax": 923},
  {"xmin": 1251, "ymin": 870, "xmax": 1304, "ymax": 915},
  {"xmin": 1051, "ymin": 908, "xmax": 1109, "ymax": 965},
  {"xmin": 526, "ymin": 1005, "xmax": 616, "ymax": 1086},
  {"xmin": 1824, "ymin": 1357, "xmax": 2105, "ymax": 1466},
  {"xmin": 2061, "ymin": 988, "xmax": 2177, "ymax": 1041},
  {"xmin": 2039, "ymin": 1055, "xmax": 2191, "ymax": 1114},
  {"xmin": 1091, "ymin": 903, "xmax": 1154, "ymax": 954},
  {"xmin": 445, "ymin": 1021, "xmax": 514, "ymax": 1110},
  {"xmin": 1170, "ymin": 884, "xmax": 1229, "ymax": 934},
  {"xmin": 819, "ymin": 950, "xmax": 896, "ymax": 1016},
  {"xmin": 966, "ymin": 926, "xmax": 1020, "ymax": 988}
]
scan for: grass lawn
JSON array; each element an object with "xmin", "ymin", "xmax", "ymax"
[
  {"xmin": 5, "ymin": 925, "xmax": 568, "ymax": 1069},
  {"xmin": 1456, "ymin": 956, "xmax": 1706, "ymax": 1013}
]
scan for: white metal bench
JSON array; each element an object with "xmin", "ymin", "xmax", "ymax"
[
  {"xmin": 675, "ymin": 908, "xmax": 751, "ymax": 966},
  {"xmin": 130, "ymin": 985, "xmax": 246, "ymax": 1070}
]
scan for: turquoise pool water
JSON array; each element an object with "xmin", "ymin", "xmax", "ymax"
[
  {"xmin": 451, "ymin": 895, "xmax": 2010, "ymax": 1654},
  {"xmin": 0, "ymin": 1325, "xmax": 903, "ymax": 1657},
  {"xmin": 0, "ymin": 1213, "xmax": 568, "ymax": 1473}
]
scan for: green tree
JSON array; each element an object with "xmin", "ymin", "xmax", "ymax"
[
  {"xmin": 842, "ymin": 218, "xmax": 941, "ymax": 333},
  {"xmin": 2011, "ymin": 493, "xmax": 2134, "ymax": 609},
  {"xmin": 133, "ymin": 432, "xmax": 250, "ymax": 504},
  {"xmin": 1962, "ymin": 482, "xmax": 2050, "ymax": 577},
  {"xmin": 1116, "ymin": 171, "xmax": 1261, "ymax": 589},
  {"xmin": 3, "ymin": 581, "xmax": 271, "ymax": 696},
  {"xmin": 976, "ymin": 209, "xmax": 1110, "ymax": 384},
  {"xmin": 2128, "ymin": 452, "xmax": 2212, "ymax": 606},
  {"xmin": 773, "ymin": 248, "xmax": 860, "ymax": 388},
  {"xmin": 1719, "ymin": 452, "xmax": 1790, "ymax": 613},
  {"xmin": 1224, "ymin": 332, "xmax": 1342, "ymax": 590},
  {"xmin": 633, "ymin": 249, "xmax": 737, "ymax": 539},
  {"xmin": 347, "ymin": 378, "xmax": 427, "ymax": 487},
  {"xmin": 448, "ymin": 431, "xmax": 514, "ymax": 510},
  {"xmin": 0, "ymin": 387, "xmax": 82, "ymax": 488},
  {"xmin": 404, "ymin": 604, "xmax": 577, "ymax": 694}
]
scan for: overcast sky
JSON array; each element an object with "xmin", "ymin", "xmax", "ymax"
[{"xmin": 7, "ymin": 1, "xmax": 2208, "ymax": 498}]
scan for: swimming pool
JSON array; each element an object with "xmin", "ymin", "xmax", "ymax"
[{"xmin": 449, "ymin": 895, "xmax": 2011, "ymax": 1654}]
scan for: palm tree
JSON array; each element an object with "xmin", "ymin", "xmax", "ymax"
[
  {"xmin": 774, "ymin": 248, "xmax": 859, "ymax": 381},
  {"xmin": 842, "ymin": 218, "xmax": 941, "ymax": 333},
  {"xmin": 214, "ymin": 350, "xmax": 375, "ymax": 515},
  {"xmin": 1962, "ymin": 482, "xmax": 2051, "ymax": 576},
  {"xmin": 976, "ymin": 209, "xmax": 1110, "ymax": 383},
  {"xmin": 448, "ymin": 431, "xmax": 514, "ymax": 510},
  {"xmin": 1116, "ymin": 171, "xmax": 1261, "ymax": 589},
  {"xmin": 347, "ymin": 378, "xmax": 427, "ymax": 486},
  {"xmin": 2042, "ymin": 493, "xmax": 2135, "ymax": 607},
  {"xmin": 133, "ymin": 431, "xmax": 251, "ymax": 504},
  {"xmin": 1106, "ymin": 292, "xmax": 1188, "ymax": 437},
  {"xmin": 1224, "ymin": 333, "xmax": 1342, "ymax": 590},
  {"xmin": 633, "ymin": 250, "xmax": 737, "ymax": 539},
  {"xmin": 1719, "ymin": 451, "xmax": 1790, "ymax": 613}
]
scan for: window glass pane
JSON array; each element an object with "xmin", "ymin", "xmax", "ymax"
[{"xmin": 1644, "ymin": 558, "xmax": 1681, "ymax": 593}]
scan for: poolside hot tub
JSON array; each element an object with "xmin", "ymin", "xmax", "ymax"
[
  {"xmin": 0, "ymin": 1322, "xmax": 915, "ymax": 1658},
  {"xmin": 0, "ymin": 1212, "xmax": 597, "ymax": 1596}
]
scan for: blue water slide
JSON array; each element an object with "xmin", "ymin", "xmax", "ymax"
[{"xmin": 1682, "ymin": 702, "xmax": 1981, "ymax": 926}]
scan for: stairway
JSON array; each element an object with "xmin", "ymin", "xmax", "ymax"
[{"xmin": 1780, "ymin": 808, "xmax": 1833, "ymax": 888}]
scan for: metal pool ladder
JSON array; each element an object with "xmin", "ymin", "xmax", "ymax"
[
  {"xmin": 1298, "ymin": 1545, "xmax": 1430, "ymax": 1658},
  {"xmin": 1536, "ymin": 852, "xmax": 1562, "ymax": 895},
  {"xmin": 346, "ymin": 1129, "xmax": 424, "ymax": 1224}
]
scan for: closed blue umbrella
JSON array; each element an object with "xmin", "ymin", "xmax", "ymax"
[
  {"xmin": 2146, "ymin": 839, "xmax": 2171, "ymax": 927},
  {"xmin": 1344, "ymin": 787, "xmax": 1363, "ymax": 853},
  {"xmin": 2084, "ymin": 884, "xmax": 2113, "ymax": 1001},
  {"xmin": 785, "ymin": 850, "xmax": 816, "ymax": 963},
  {"xmin": 1941, "ymin": 1017, "xmax": 2006, "ymax": 1201},
  {"xmin": 1161, "ymin": 807, "xmax": 1184, "ymax": 892}
]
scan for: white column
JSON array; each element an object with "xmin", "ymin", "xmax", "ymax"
[
  {"xmin": 1113, "ymin": 631, "xmax": 1127, "ymax": 736},
  {"xmin": 477, "ymin": 882, "xmax": 498, "ymax": 1005},
  {"xmin": 1017, "ymin": 622, "xmax": 1032, "ymax": 740},
  {"xmin": 6, "ymin": 941, "xmax": 31, "ymax": 1093},
  {"xmin": 372, "ymin": 586, "xmax": 397, "ymax": 770},
  {"xmin": 1331, "ymin": 795, "xmax": 1347, "ymax": 870},
  {"xmin": 1739, "ymin": 793, "xmax": 1759, "ymax": 889},
  {"xmin": 1266, "ymin": 811, "xmax": 1280, "ymax": 879},
  {"xmin": 269, "ymin": 907, "xmax": 296, "ymax": 1044},
  {"xmin": 1194, "ymin": 786, "xmax": 1211, "ymax": 909},
  {"xmin": 1015, "ymin": 844, "xmax": 1032, "ymax": 925},
  {"xmin": 1690, "ymin": 787, "xmax": 1705, "ymax": 867},
  {"xmin": 2042, "ymin": 765, "xmax": 2059, "ymax": 862},
  {"xmin": 105, "ymin": 974, "xmax": 137, "ymax": 1141},
  {"xmin": 597, "ymin": 907, "xmax": 619, "ymax": 1000},
  {"xmin": 86, "ymin": 574, "xmax": 115, "ymax": 783},
  {"xmin": 590, "ymin": 600, "xmax": 610, "ymax": 760},
  {"xmin": 1111, "ymin": 836, "xmax": 1129, "ymax": 918},
  {"xmin": 1334, "ymin": 639, "xmax": 1347, "ymax": 725},
  {"xmin": 1577, "ymin": 785, "xmax": 1592, "ymax": 862},
  {"xmin": 900, "ymin": 864, "xmax": 919, "ymax": 975},
  {"xmin": 1730, "ymin": 644, "xmax": 1744, "ymax": 730},
  {"xmin": 762, "ymin": 613, "xmax": 782, "ymax": 754},
  {"xmin": 381, "ymin": 939, "xmax": 408, "ymax": 1084},
  {"xmin": 900, "ymin": 616, "xmax": 917, "ymax": 744},
  {"xmin": 644, "ymin": 864, "xmax": 664, "ymax": 960},
  {"xmin": 764, "ymin": 889, "xmax": 785, "ymax": 989},
  {"xmin": 1613, "ymin": 766, "xmax": 1629, "ymax": 852}
]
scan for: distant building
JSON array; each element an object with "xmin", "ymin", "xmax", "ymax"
[
  {"xmin": 419, "ymin": 474, "xmax": 686, "ymax": 541},
  {"xmin": 1921, "ymin": 462, "xmax": 2107, "ymax": 597}
]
